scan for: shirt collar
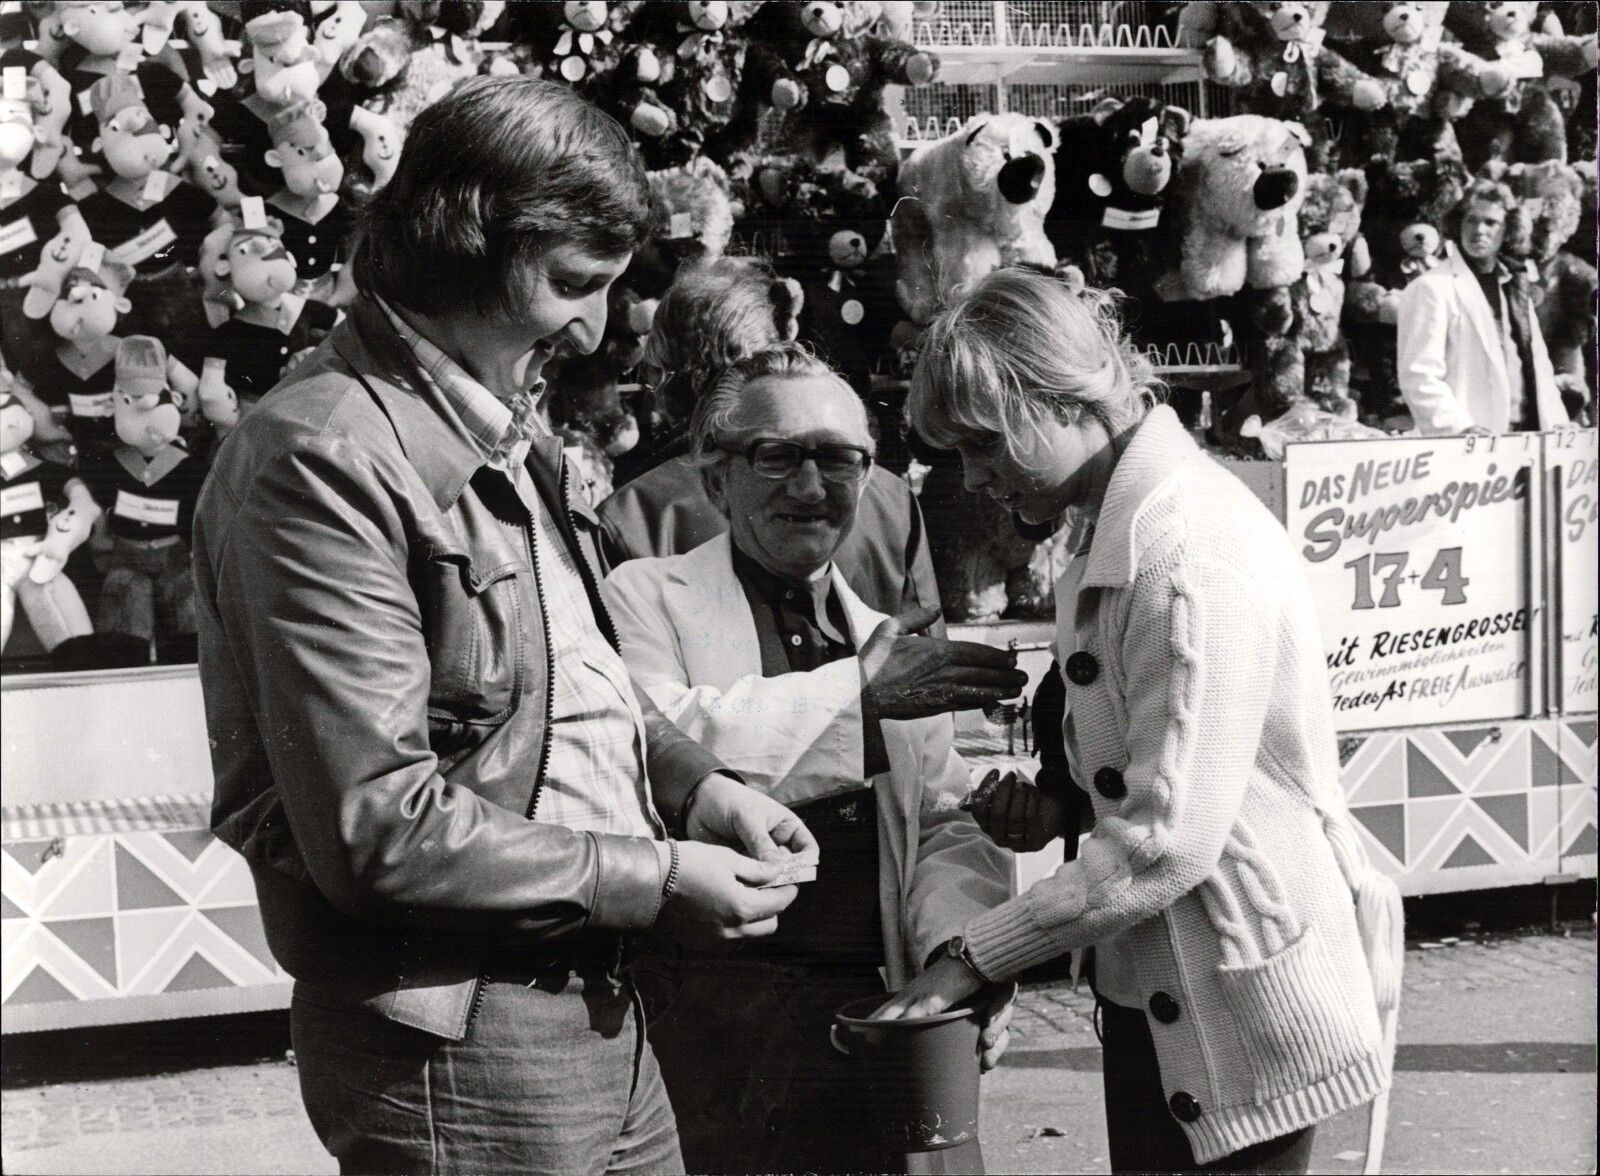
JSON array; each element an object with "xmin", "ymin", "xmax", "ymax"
[
  {"xmin": 730, "ymin": 542, "xmax": 848, "ymax": 638},
  {"xmin": 1080, "ymin": 405, "xmax": 1203, "ymax": 589},
  {"xmin": 376, "ymin": 297, "xmax": 549, "ymax": 472}
]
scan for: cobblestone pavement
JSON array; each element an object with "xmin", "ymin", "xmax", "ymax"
[{"xmin": 2, "ymin": 929, "xmax": 1594, "ymax": 1174}]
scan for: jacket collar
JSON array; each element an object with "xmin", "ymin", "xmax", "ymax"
[
  {"xmin": 331, "ymin": 297, "xmax": 485, "ymax": 513},
  {"xmin": 1439, "ymin": 241, "xmax": 1512, "ymax": 388},
  {"xmin": 1081, "ymin": 404, "xmax": 1201, "ymax": 589}
]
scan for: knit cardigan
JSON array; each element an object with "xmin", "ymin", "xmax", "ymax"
[{"xmin": 963, "ymin": 405, "xmax": 1404, "ymax": 1163}]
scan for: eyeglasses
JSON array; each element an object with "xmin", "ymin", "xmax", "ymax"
[{"xmin": 712, "ymin": 437, "xmax": 874, "ymax": 484}]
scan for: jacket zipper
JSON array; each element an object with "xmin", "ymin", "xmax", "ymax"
[{"xmin": 469, "ymin": 466, "xmax": 558, "ymax": 1031}]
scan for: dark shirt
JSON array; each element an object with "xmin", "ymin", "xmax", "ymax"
[
  {"xmin": 79, "ymin": 443, "xmax": 207, "ymax": 543},
  {"xmin": 727, "ymin": 543, "xmax": 886, "ymax": 964},
  {"xmin": 1, "ymin": 450, "xmax": 73, "ymax": 541},
  {"xmin": 0, "ymin": 182, "xmax": 71, "ymax": 281},
  {"xmin": 78, "ymin": 181, "xmax": 215, "ymax": 276},
  {"xmin": 1470, "ymin": 258, "xmax": 1542, "ymax": 432},
  {"xmin": 266, "ymin": 200, "xmax": 351, "ymax": 282},
  {"xmin": 204, "ymin": 298, "xmax": 338, "ymax": 400}
]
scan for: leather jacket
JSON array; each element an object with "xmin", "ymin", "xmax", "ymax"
[{"xmin": 193, "ymin": 298, "xmax": 728, "ymax": 1039}]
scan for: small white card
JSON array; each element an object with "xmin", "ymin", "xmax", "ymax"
[
  {"xmin": 68, "ymin": 391, "xmax": 114, "ymax": 418},
  {"xmin": 0, "ymin": 217, "xmax": 36, "ymax": 256},
  {"xmin": 113, "ymin": 489, "xmax": 180, "ymax": 526},
  {"xmin": 240, "ymin": 194, "xmax": 267, "ymax": 229},
  {"xmin": 759, "ymin": 848, "xmax": 820, "ymax": 888},
  {"xmin": 2, "ymin": 66, "xmax": 25, "ymax": 100},
  {"xmin": 78, "ymin": 241, "xmax": 106, "ymax": 273},
  {"xmin": 141, "ymin": 169, "xmax": 171, "ymax": 204},
  {"xmin": 0, "ymin": 481, "xmax": 45, "ymax": 516}
]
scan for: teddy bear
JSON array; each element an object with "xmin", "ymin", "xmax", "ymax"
[
  {"xmin": 1340, "ymin": 152, "xmax": 1469, "ymax": 419},
  {"xmin": 1330, "ymin": 1, "xmax": 1496, "ymax": 167},
  {"xmin": 1440, "ymin": 0, "xmax": 1598, "ymax": 170},
  {"xmin": 502, "ymin": 0, "xmax": 644, "ymax": 84},
  {"xmin": 1199, "ymin": 1, "xmax": 1388, "ymax": 168},
  {"xmin": 1254, "ymin": 169, "xmax": 1368, "ymax": 421},
  {"xmin": 0, "ymin": 13, "xmax": 73, "ymax": 184},
  {"xmin": 76, "ymin": 334, "xmax": 210, "ymax": 664},
  {"xmin": 0, "ymin": 384, "xmax": 97, "ymax": 657},
  {"xmin": 337, "ymin": 5, "xmax": 489, "ymax": 133},
  {"xmin": 1046, "ymin": 96, "xmax": 1191, "ymax": 347},
  {"xmin": 1155, "ymin": 114, "xmax": 1311, "ymax": 305},
  {"xmin": 1509, "ymin": 160, "xmax": 1596, "ymax": 418},
  {"xmin": 745, "ymin": 0, "xmax": 937, "ymax": 188},
  {"xmin": 544, "ymin": 338, "xmax": 642, "ymax": 505},
  {"xmin": 891, "ymin": 112, "xmax": 1058, "ymax": 328}
]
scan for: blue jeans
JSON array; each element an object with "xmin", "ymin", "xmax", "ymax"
[{"xmin": 291, "ymin": 966, "xmax": 681, "ymax": 1175}]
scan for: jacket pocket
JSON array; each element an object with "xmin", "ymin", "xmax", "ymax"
[
  {"xmin": 415, "ymin": 549, "xmax": 526, "ymax": 731},
  {"xmin": 1215, "ymin": 925, "xmax": 1375, "ymax": 1104}
]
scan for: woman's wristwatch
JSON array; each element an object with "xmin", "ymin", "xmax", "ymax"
[{"xmin": 941, "ymin": 935, "xmax": 990, "ymax": 984}]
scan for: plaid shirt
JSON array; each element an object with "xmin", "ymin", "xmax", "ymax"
[{"xmin": 380, "ymin": 302, "xmax": 661, "ymax": 839}]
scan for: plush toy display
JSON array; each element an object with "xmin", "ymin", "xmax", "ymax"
[
  {"xmin": 1156, "ymin": 114, "xmax": 1311, "ymax": 304},
  {"xmin": 337, "ymin": 7, "xmax": 486, "ymax": 132},
  {"xmin": 503, "ymin": 1, "xmax": 643, "ymax": 85},
  {"xmin": 0, "ymin": 11, "xmax": 73, "ymax": 184},
  {"xmin": 892, "ymin": 112, "xmax": 1058, "ymax": 327},
  {"xmin": 77, "ymin": 334, "xmax": 208, "ymax": 663},
  {"xmin": 1442, "ymin": 0, "xmax": 1599, "ymax": 169},
  {"xmin": 73, "ymin": 73, "xmax": 216, "ymax": 281},
  {"xmin": 0, "ymin": 387, "xmax": 97, "ymax": 655},
  {"xmin": 1255, "ymin": 169, "xmax": 1368, "ymax": 421},
  {"xmin": 746, "ymin": 0, "xmax": 937, "ymax": 185},
  {"xmin": 1, "ymin": 72, "xmax": 75, "ymax": 372},
  {"xmin": 1509, "ymin": 160, "xmax": 1597, "ymax": 413},
  {"xmin": 198, "ymin": 216, "xmax": 335, "ymax": 403},
  {"xmin": 1333, "ymin": 1, "xmax": 1487, "ymax": 166},
  {"xmin": 262, "ymin": 97, "xmax": 347, "ymax": 285},
  {"xmin": 1200, "ymin": 0, "xmax": 1388, "ymax": 165},
  {"xmin": 34, "ymin": 253, "xmax": 142, "ymax": 457},
  {"xmin": 1046, "ymin": 96, "xmax": 1190, "ymax": 345}
]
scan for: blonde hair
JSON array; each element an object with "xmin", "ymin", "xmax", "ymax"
[{"xmin": 908, "ymin": 267, "xmax": 1162, "ymax": 459}]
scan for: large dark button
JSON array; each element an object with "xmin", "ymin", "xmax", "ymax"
[
  {"xmin": 1094, "ymin": 767, "xmax": 1126, "ymax": 799},
  {"xmin": 1148, "ymin": 991, "xmax": 1181, "ymax": 1024},
  {"xmin": 1064, "ymin": 651, "xmax": 1099, "ymax": 685},
  {"xmin": 1169, "ymin": 1091, "xmax": 1203, "ymax": 1123}
]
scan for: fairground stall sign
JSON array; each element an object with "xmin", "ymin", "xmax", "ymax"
[
  {"xmin": 1545, "ymin": 429, "xmax": 1598, "ymax": 715},
  {"xmin": 1286, "ymin": 433, "xmax": 1546, "ymax": 734}
]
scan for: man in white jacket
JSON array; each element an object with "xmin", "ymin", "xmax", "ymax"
[
  {"xmin": 1397, "ymin": 178, "xmax": 1570, "ymax": 436},
  {"xmin": 602, "ymin": 342, "xmax": 1020, "ymax": 1173}
]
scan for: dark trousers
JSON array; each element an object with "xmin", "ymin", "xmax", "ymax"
[
  {"xmin": 631, "ymin": 953, "xmax": 904, "ymax": 1175},
  {"xmin": 290, "ymin": 966, "xmax": 681, "ymax": 1175},
  {"xmin": 1098, "ymin": 998, "xmax": 1316, "ymax": 1175}
]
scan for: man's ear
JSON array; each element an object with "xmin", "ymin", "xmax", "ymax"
[{"xmin": 700, "ymin": 460, "xmax": 728, "ymax": 512}]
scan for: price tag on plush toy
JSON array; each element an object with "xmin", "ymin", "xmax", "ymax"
[
  {"xmin": 0, "ymin": 217, "xmax": 36, "ymax": 254},
  {"xmin": 0, "ymin": 168, "xmax": 22, "ymax": 199},
  {"xmin": 825, "ymin": 64, "xmax": 850, "ymax": 93},
  {"xmin": 1088, "ymin": 173, "xmax": 1113, "ymax": 198},
  {"xmin": 1406, "ymin": 69, "xmax": 1431, "ymax": 96},
  {"xmin": 1271, "ymin": 71, "xmax": 1290, "ymax": 96},
  {"xmin": 840, "ymin": 298, "xmax": 864, "ymax": 325},
  {"xmin": 701, "ymin": 75, "xmax": 732, "ymax": 103},
  {"xmin": 240, "ymin": 195, "xmax": 268, "ymax": 230},
  {"xmin": 668, "ymin": 211, "xmax": 694, "ymax": 239},
  {"xmin": 114, "ymin": 490, "xmax": 180, "ymax": 527},
  {"xmin": 0, "ymin": 481, "xmax": 45, "ymax": 518},
  {"xmin": 77, "ymin": 88, "xmax": 93, "ymax": 116},
  {"xmin": 141, "ymin": 169, "xmax": 171, "ymax": 205},
  {"xmin": 560, "ymin": 55, "xmax": 587, "ymax": 82},
  {"xmin": 2, "ymin": 66, "xmax": 25, "ymax": 100},
  {"xmin": 68, "ymin": 391, "xmax": 114, "ymax": 418},
  {"xmin": 77, "ymin": 241, "xmax": 105, "ymax": 273}
]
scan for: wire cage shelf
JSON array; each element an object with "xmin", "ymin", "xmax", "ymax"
[
  {"xmin": 895, "ymin": 78, "xmax": 1233, "ymax": 143},
  {"xmin": 1144, "ymin": 340, "xmax": 1243, "ymax": 374},
  {"xmin": 912, "ymin": 1, "xmax": 1180, "ymax": 50}
]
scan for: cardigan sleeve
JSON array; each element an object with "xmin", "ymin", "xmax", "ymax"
[{"xmin": 961, "ymin": 551, "xmax": 1277, "ymax": 981}]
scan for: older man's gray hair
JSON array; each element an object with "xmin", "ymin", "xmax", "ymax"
[{"xmin": 688, "ymin": 342, "xmax": 876, "ymax": 494}]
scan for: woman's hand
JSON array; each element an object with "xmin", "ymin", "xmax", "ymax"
[
  {"xmin": 873, "ymin": 959, "xmax": 1015, "ymax": 1071},
  {"xmin": 970, "ymin": 770, "xmax": 1072, "ymax": 853}
]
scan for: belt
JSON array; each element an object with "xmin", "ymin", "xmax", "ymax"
[{"xmin": 480, "ymin": 933, "xmax": 633, "ymax": 984}]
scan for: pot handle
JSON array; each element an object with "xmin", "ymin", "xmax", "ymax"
[{"xmin": 830, "ymin": 1023, "xmax": 850, "ymax": 1056}]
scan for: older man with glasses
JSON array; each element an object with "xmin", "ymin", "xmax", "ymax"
[{"xmin": 602, "ymin": 341, "xmax": 1023, "ymax": 1174}]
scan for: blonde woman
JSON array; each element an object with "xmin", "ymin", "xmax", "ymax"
[{"xmin": 877, "ymin": 267, "xmax": 1404, "ymax": 1174}]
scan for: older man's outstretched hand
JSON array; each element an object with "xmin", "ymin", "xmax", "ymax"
[
  {"xmin": 655, "ymin": 843, "xmax": 801, "ymax": 942},
  {"xmin": 860, "ymin": 605, "xmax": 1029, "ymax": 720}
]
